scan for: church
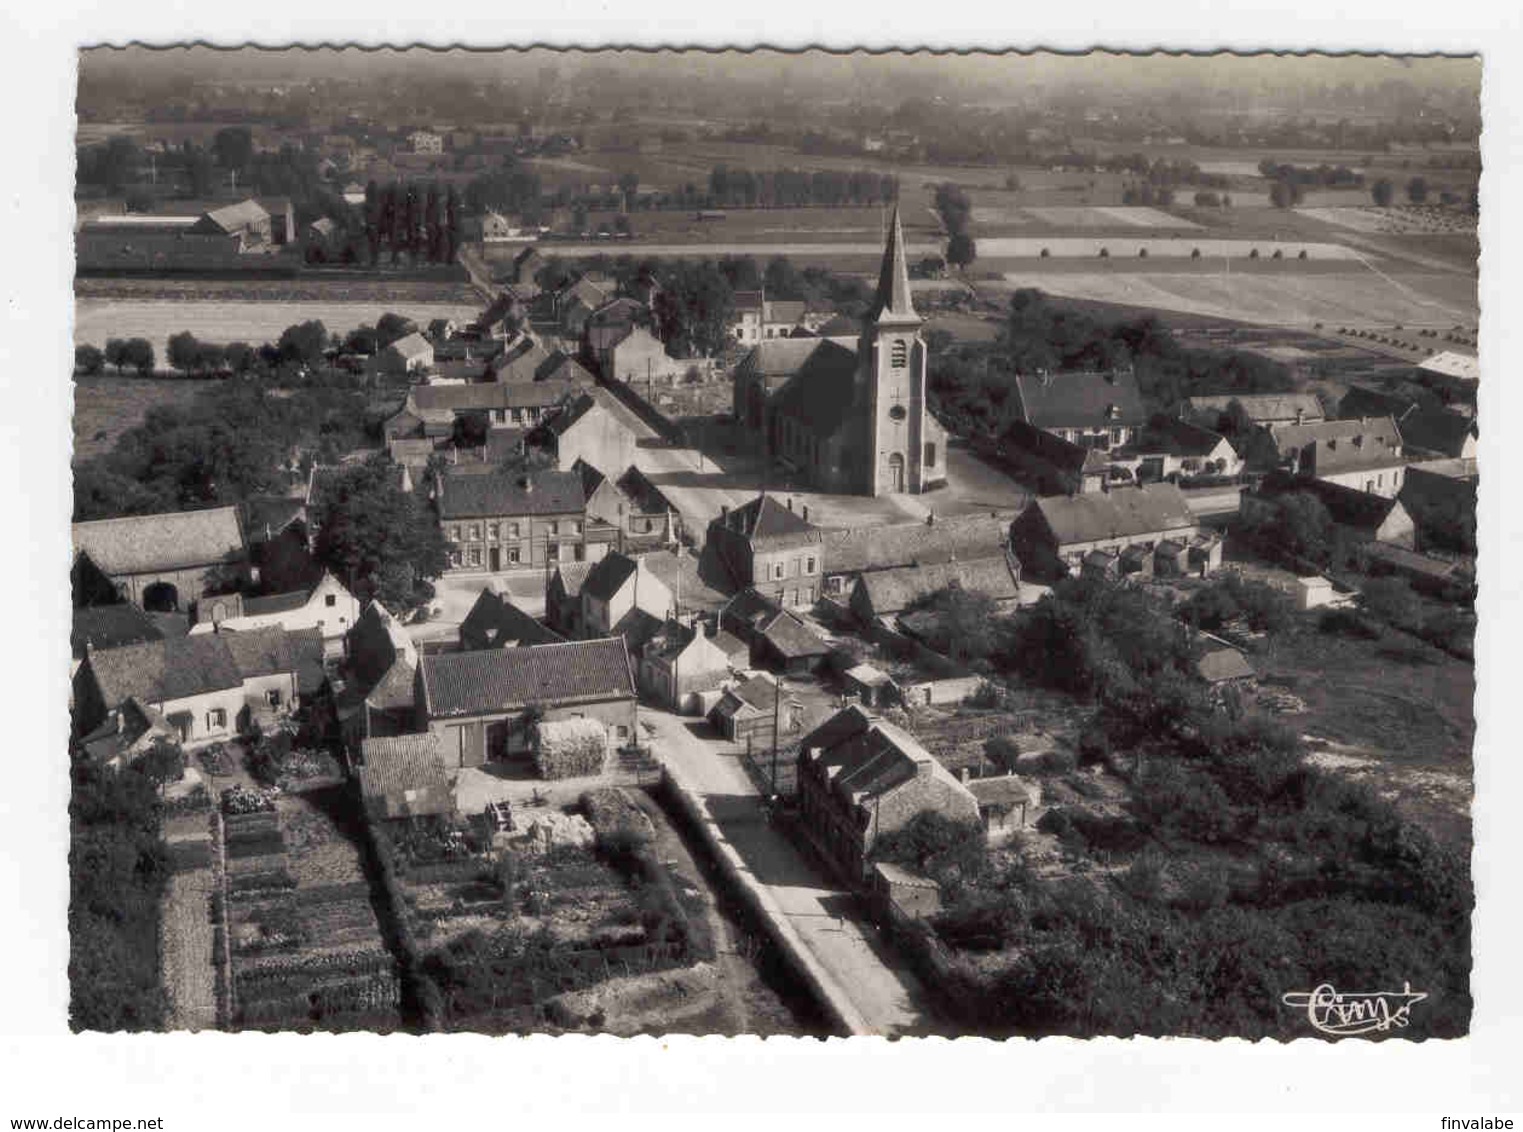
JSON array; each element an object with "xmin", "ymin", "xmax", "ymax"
[{"xmin": 732, "ymin": 205, "xmax": 947, "ymax": 497}]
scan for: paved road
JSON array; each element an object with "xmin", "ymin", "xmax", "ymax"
[{"xmin": 641, "ymin": 709, "xmax": 940, "ymax": 1036}]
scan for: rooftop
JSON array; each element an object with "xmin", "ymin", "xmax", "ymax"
[
  {"xmin": 419, "ymin": 637, "xmax": 635, "ymax": 718},
  {"xmin": 1026, "ymin": 483, "xmax": 1196, "ymax": 547},
  {"xmin": 437, "ymin": 468, "xmax": 585, "ymax": 519},
  {"xmin": 1014, "ymin": 369, "xmax": 1148, "ymax": 431},
  {"xmin": 73, "ymin": 506, "xmax": 246, "ymax": 576}
]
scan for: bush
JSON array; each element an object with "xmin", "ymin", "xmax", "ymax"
[
  {"xmin": 1022, "ymin": 749, "xmax": 1078, "ymax": 776},
  {"xmin": 983, "ymin": 734, "xmax": 1022, "ymax": 770},
  {"xmin": 1318, "ymin": 608, "xmax": 1380, "ymax": 640},
  {"xmin": 965, "ymin": 680, "xmax": 1006, "ymax": 710}
]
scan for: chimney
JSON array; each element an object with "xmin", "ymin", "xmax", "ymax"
[
  {"xmin": 787, "ymin": 496, "xmax": 794, "ymax": 512},
  {"xmin": 1295, "ymin": 407, "xmax": 1305, "ymax": 425},
  {"xmin": 802, "ymin": 504, "xmax": 809, "ymax": 523},
  {"xmin": 959, "ymin": 766, "xmax": 970, "ymax": 783},
  {"xmin": 915, "ymin": 756, "xmax": 934, "ymax": 780}
]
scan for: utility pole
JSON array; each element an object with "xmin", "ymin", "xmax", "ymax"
[{"xmin": 769, "ymin": 674, "xmax": 782, "ymax": 798}]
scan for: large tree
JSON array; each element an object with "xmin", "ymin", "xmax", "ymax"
[{"xmin": 309, "ymin": 457, "xmax": 450, "ymax": 610}]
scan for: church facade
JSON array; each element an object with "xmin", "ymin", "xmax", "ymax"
[{"xmin": 732, "ymin": 206, "xmax": 947, "ymax": 498}]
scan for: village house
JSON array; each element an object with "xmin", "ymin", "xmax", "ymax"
[
  {"xmin": 707, "ymin": 494, "xmax": 825, "ymax": 610},
  {"xmin": 576, "ymin": 462, "xmax": 678, "ymax": 552},
  {"xmin": 545, "ymin": 561, "xmax": 596, "ymax": 638},
  {"xmin": 731, "ymin": 291, "xmax": 765, "ymax": 345},
  {"xmin": 708, "ymin": 672, "xmax": 802, "ymax": 749},
  {"xmin": 795, "ymin": 706, "xmax": 981, "ymax": 885},
  {"xmin": 435, "ymin": 467, "xmax": 595, "ymax": 573},
  {"xmin": 73, "ymin": 506, "xmax": 250, "ymax": 614},
  {"xmin": 257, "ymin": 197, "xmax": 296, "ymax": 245},
  {"xmin": 414, "ymin": 637, "xmax": 638, "ymax": 767},
  {"xmin": 188, "ymin": 572, "xmax": 359, "ymax": 658},
  {"xmin": 486, "ymin": 333, "xmax": 556, "ymax": 384},
  {"xmin": 578, "ymin": 551, "xmax": 676, "ymax": 650},
  {"xmin": 590, "ymin": 322, "xmax": 690, "ymax": 387},
  {"xmin": 506, "ymin": 246, "xmax": 548, "ymax": 298},
  {"xmin": 719, "ymin": 588, "xmax": 830, "ymax": 676},
  {"xmin": 372, "ymin": 332, "xmax": 435, "ymax": 381},
  {"xmin": 556, "ymin": 277, "xmax": 611, "ymax": 338},
  {"xmin": 1400, "ymin": 458, "xmax": 1477, "ymax": 554},
  {"xmin": 1267, "ymin": 415, "xmax": 1408, "ymax": 498},
  {"xmin": 1010, "ymin": 367, "xmax": 1149, "ymax": 450},
  {"xmin": 458, "ymin": 588, "xmax": 566, "ymax": 651},
  {"xmin": 965, "ymin": 774, "xmax": 1037, "ymax": 836},
  {"xmin": 993, "ymin": 421, "xmax": 1113, "ymax": 496},
  {"xmin": 1010, "ymin": 483, "xmax": 1214, "ymax": 581},
  {"xmin": 338, "ymin": 602, "xmax": 419, "ymax": 744},
  {"xmin": 843, "ymin": 663, "xmax": 898, "ymax": 709},
  {"xmin": 730, "ymin": 208, "xmax": 947, "ymax": 497},
  {"xmin": 1338, "ymin": 384, "xmax": 1421, "ymax": 423},
  {"xmin": 192, "ymin": 199, "xmax": 273, "ymax": 248},
  {"xmin": 74, "ymin": 627, "xmax": 323, "ymax": 750},
  {"xmin": 1246, "ymin": 472, "xmax": 1417, "ymax": 549},
  {"xmin": 70, "ymin": 604, "xmax": 163, "ymax": 678},
  {"xmin": 847, "ymin": 555, "xmax": 1021, "ymax": 626},
  {"xmin": 637, "ymin": 618, "xmax": 736, "ymax": 713},
  {"xmin": 532, "ymin": 390, "xmax": 638, "ymax": 478},
  {"xmin": 1111, "ymin": 414, "xmax": 1244, "ymax": 481},
  {"xmin": 818, "ymin": 511, "xmax": 1015, "ymax": 599},
  {"xmin": 1182, "ymin": 392, "xmax": 1325, "ymax": 431}
]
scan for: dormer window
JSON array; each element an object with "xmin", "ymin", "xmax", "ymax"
[{"xmin": 890, "ymin": 340, "xmax": 908, "ymax": 369}]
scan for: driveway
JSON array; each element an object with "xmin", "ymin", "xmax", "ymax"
[{"xmin": 641, "ymin": 708, "xmax": 942, "ymax": 1036}]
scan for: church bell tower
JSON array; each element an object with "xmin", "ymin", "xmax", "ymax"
[{"xmin": 859, "ymin": 203, "xmax": 926, "ymax": 496}]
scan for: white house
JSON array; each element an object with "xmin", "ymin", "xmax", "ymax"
[{"xmin": 190, "ymin": 572, "xmax": 360, "ymax": 657}]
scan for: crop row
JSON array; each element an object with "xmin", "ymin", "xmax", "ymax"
[
  {"xmin": 229, "ymin": 867, "xmax": 297, "ymax": 895},
  {"xmin": 236, "ymin": 974, "xmax": 401, "ymax": 1022},
  {"xmin": 235, "ymin": 946, "xmax": 395, "ymax": 983}
]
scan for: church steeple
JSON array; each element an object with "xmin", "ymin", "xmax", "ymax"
[{"xmin": 867, "ymin": 202, "xmax": 919, "ymax": 327}]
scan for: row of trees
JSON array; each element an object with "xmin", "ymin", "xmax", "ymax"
[
  {"xmin": 705, "ymin": 165, "xmax": 900, "ymax": 210},
  {"xmin": 361, "ymin": 180, "xmax": 464, "ymax": 266},
  {"xmin": 76, "ymin": 339, "xmax": 155, "ymax": 377}
]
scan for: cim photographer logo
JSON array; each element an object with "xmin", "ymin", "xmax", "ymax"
[{"xmin": 1281, "ymin": 982, "xmax": 1428, "ymax": 1036}]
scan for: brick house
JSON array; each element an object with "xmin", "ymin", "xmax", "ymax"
[
  {"xmin": 72, "ymin": 506, "xmax": 250, "ymax": 614},
  {"xmin": 1010, "ymin": 367, "xmax": 1149, "ymax": 450},
  {"xmin": 707, "ymin": 494, "xmax": 825, "ymax": 610},
  {"xmin": 534, "ymin": 390, "xmax": 637, "ymax": 477},
  {"xmin": 458, "ymin": 588, "xmax": 566, "ymax": 651},
  {"xmin": 414, "ymin": 637, "xmax": 638, "ymax": 767},
  {"xmin": 719, "ymin": 588, "xmax": 830, "ymax": 676},
  {"xmin": 372, "ymin": 332, "xmax": 435, "ymax": 380},
  {"xmin": 436, "ymin": 468, "xmax": 592, "ymax": 573},
  {"xmin": 337, "ymin": 601, "xmax": 419, "ymax": 745},
  {"xmin": 637, "ymin": 619, "xmax": 736, "ymax": 712},
  {"xmin": 578, "ymin": 551, "xmax": 675, "ymax": 655},
  {"xmin": 1010, "ymin": 483, "xmax": 1206, "ymax": 582},
  {"xmin": 795, "ymin": 706, "xmax": 981, "ymax": 885}
]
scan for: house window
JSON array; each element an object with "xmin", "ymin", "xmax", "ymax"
[
  {"xmin": 568, "ymin": 521, "xmax": 581, "ymax": 535},
  {"xmin": 1110, "ymin": 428, "xmax": 1123, "ymax": 445},
  {"xmin": 924, "ymin": 442, "xmax": 936, "ymax": 468},
  {"xmin": 511, "ymin": 408, "xmax": 524, "ymax": 424},
  {"xmin": 509, "ymin": 522, "xmax": 521, "ymax": 538},
  {"xmin": 207, "ymin": 708, "xmax": 227, "ymax": 731},
  {"xmin": 487, "ymin": 522, "xmax": 498, "ymax": 540},
  {"xmin": 449, "ymin": 549, "xmax": 462, "ymax": 568},
  {"xmin": 265, "ymin": 689, "xmax": 282, "ymax": 708},
  {"xmin": 325, "ymin": 594, "xmax": 336, "ymax": 607},
  {"xmin": 508, "ymin": 547, "xmax": 521, "ymax": 564},
  {"xmin": 805, "ymin": 556, "xmax": 817, "ymax": 575},
  {"xmin": 549, "ymin": 521, "xmax": 560, "ymax": 536},
  {"xmin": 772, "ymin": 562, "xmax": 786, "ymax": 581},
  {"xmin": 468, "ymin": 547, "xmax": 482, "ymax": 566},
  {"xmin": 469, "ymin": 524, "xmax": 482, "ymax": 540},
  {"xmin": 450, "ymin": 525, "xmax": 462, "ymax": 541},
  {"xmin": 617, "ymin": 725, "xmax": 629, "ymax": 740}
]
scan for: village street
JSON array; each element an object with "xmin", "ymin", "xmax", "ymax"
[{"xmin": 639, "ymin": 708, "xmax": 942, "ymax": 1036}]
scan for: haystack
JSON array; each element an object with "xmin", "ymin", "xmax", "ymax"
[{"xmin": 533, "ymin": 717, "xmax": 610, "ymax": 780}]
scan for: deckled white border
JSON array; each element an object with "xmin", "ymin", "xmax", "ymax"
[{"xmin": 1, "ymin": 0, "xmax": 1517, "ymax": 1118}]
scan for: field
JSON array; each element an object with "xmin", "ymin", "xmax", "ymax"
[
  {"xmin": 73, "ymin": 375, "xmax": 226, "ymax": 463},
  {"xmin": 1296, "ymin": 204, "xmax": 1478, "ymax": 237},
  {"xmin": 75, "ymin": 277, "xmax": 481, "ymax": 304},
  {"xmin": 978, "ymin": 236, "xmax": 1359, "ymax": 260},
  {"xmin": 74, "ymin": 298, "xmax": 483, "ymax": 365},
  {"xmin": 992, "ymin": 268, "xmax": 1479, "ymax": 329},
  {"xmin": 973, "ymin": 204, "xmax": 1203, "ymax": 231}
]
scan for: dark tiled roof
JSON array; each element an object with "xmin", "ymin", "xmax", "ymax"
[
  {"xmin": 1256, "ymin": 472, "xmax": 1402, "ymax": 532},
  {"xmin": 242, "ymin": 496, "xmax": 306, "ymax": 541},
  {"xmin": 419, "ymin": 637, "xmax": 635, "ymax": 718},
  {"xmin": 582, "ymin": 552, "xmax": 639, "ymax": 603},
  {"xmin": 1028, "ymin": 483, "xmax": 1196, "ymax": 547},
  {"xmin": 821, "ymin": 512, "xmax": 1012, "ymax": 577},
  {"xmin": 72, "ymin": 604, "xmax": 163, "ymax": 660},
  {"xmin": 73, "ymin": 506, "xmax": 247, "ymax": 576},
  {"xmin": 86, "ymin": 635, "xmax": 243, "ymax": 707},
  {"xmin": 411, "ymin": 380, "xmax": 575, "ymax": 413},
  {"xmin": 488, "ymin": 337, "xmax": 552, "ymax": 383},
  {"xmin": 759, "ymin": 610, "xmax": 829, "ymax": 659},
  {"xmin": 485, "ymin": 428, "xmax": 528, "ymax": 462},
  {"xmin": 715, "ymin": 493, "xmax": 822, "ymax": 548},
  {"xmin": 220, "ymin": 626, "xmax": 321, "ymax": 688},
  {"xmin": 1272, "ymin": 416, "xmax": 1405, "ymax": 473},
  {"xmin": 764, "ymin": 339, "xmax": 864, "ymax": 440},
  {"xmin": 241, "ymin": 588, "xmax": 311, "ymax": 617},
  {"xmin": 1014, "ymin": 369, "xmax": 1148, "ymax": 431},
  {"xmin": 551, "ymin": 561, "xmax": 596, "ymax": 599},
  {"xmin": 1338, "ymin": 385, "xmax": 1419, "ymax": 422},
  {"xmin": 1185, "ymin": 393, "xmax": 1324, "ymax": 424},
  {"xmin": 437, "ymin": 469, "xmax": 585, "ymax": 519},
  {"xmin": 1127, "ymin": 415, "xmax": 1233, "ymax": 459},
  {"xmin": 1396, "ymin": 409, "xmax": 1476, "ymax": 459},
  {"xmin": 461, "ymin": 590, "xmax": 565, "ymax": 649}
]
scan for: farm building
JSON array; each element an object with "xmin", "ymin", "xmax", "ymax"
[
  {"xmin": 189, "ymin": 572, "xmax": 359, "ymax": 658},
  {"xmin": 70, "ymin": 604, "xmax": 163, "ymax": 676},
  {"xmin": 872, "ymin": 862, "xmax": 942, "ymax": 919},
  {"xmin": 358, "ymin": 733, "xmax": 457, "ymax": 821},
  {"xmin": 1182, "ymin": 392, "xmax": 1325, "ymax": 431},
  {"xmin": 719, "ymin": 588, "xmax": 830, "ymax": 676},
  {"xmin": 708, "ymin": 673, "xmax": 801, "ymax": 748},
  {"xmin": 795, "ymin": 706, "xmax": 980, "ymax": 885},
  {"xmin": 818, "ymin": 510, "xmax": 1014, "ymax": 599},
  {"xmin": 1338, "ymin": 384, "xmax": 1420, "ymax": 423},
  {"xmin": 372, "ymin": 332, "xmax": 435, "ymax": 379},
  {"xmin": 1400, "ymin": 458, "xmax": 1477, "ymax": 554},
  {"xmin": 1112, "ymin": 414, "xmax": 1244, "ymax": 480},
  {"xmin": 414, "ymin": 637, "xmax": 638, "ymax": 767},
  {"xmin": 1195, "ymin": 645, "xmax": 1256, "ymax": 687},
  {"xmin": 991, "ymin": 421, "xmax": 1112, "ymax": 497},
  {"xmin": 1395, "ymin": 408, "xmax": 1478, "ymax": 461},
  {"xmin": 848, "ymin": 555, "xmax": 1020, "ymax": 625},
  {"xmin": 843, "ymin": 663, "xmax": 897, "ymax": 708},
  {"xmin": 966, "ymin": 774, "xmax": 1036, "ymax": 834},
  {"xmin": 1009, "ymin": 484, "xmax": 1206, "ymax": 582},
  {"xmin": 72, "ymin": 506, "xmax": 250, "ymax": 614},
  {"xmin": 1245, "ymin": 472, "xmax": 1417, "ymax": 549}
]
